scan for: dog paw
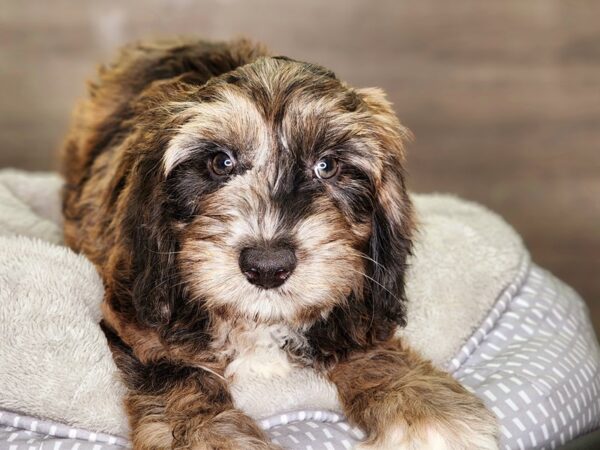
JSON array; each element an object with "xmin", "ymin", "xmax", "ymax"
[
  {"xmin": 355, "ymin": 412, "xmax": 499, "ymax": 450},
  {"xmin": 192, "ymin": 439, "xmax": 281, "ymax": 450}
]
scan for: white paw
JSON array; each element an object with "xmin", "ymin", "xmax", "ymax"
[
  {"xmin": 355, "ymin": 419, "xmax": 499, "ymax": 450},
  {"xmin": 354, "ymin": 424, "xmax": 408, "ymax": 449}
]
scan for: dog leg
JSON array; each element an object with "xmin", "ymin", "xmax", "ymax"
[
  {"xmin": 104, "ymin": 332, "xmax": 277, "ymax": 449},
  {"xmin": 328, "ymin": 340, "xmax": 499, "ymax": 450},
  {"xmin": 123, "ymin": 366, "xmax": 280, "ymax": 450}
]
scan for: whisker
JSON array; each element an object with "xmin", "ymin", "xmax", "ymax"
[
  {"xmin": 146, "ymin": 249, "xmax": 186, "ymax": 255},
  {"xmin": 346, "ymin": 268, "xmax": 400, "ymax": 303},
  {"xmin": 356, "ymin": 252, "xmax": 388, "ymax": 272},
  {"xmin": 147, "ymin": 271, "xmax": 186, "ymax": 293}
]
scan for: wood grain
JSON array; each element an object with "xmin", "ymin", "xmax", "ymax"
[{"xmin": 1, "ymin": 0, "xmax": 598, "ymax": 333}]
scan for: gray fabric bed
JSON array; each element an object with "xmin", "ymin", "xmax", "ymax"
[
  {"xmin": 1, "ymin": 170, "xmax": 599, "ymax": 449},
  {"xmin": 2, "ymin": 262, "xmax": 599, "ymax": 450}
]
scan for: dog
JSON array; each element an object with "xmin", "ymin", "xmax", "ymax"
[{"xmin": 61, "ymin": 38, "xmax": 498, "ymax": 449}]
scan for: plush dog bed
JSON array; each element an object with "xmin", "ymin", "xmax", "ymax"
[{"xmin": 1, "ymin": 169, "xmax": 599, "ymax": 450}]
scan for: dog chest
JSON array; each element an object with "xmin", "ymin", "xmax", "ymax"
[{"xmin": 213, "ymin": 321, "xmax": 301, "ymax": 381}]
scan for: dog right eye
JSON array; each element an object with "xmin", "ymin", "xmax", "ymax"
[
  {"xmin": 208, "ymin": 152, "xmax": 236, "ymax": 178},
  {"xmin": 314, "ymin": 157, "xmax": 340, "ymax": 180}
]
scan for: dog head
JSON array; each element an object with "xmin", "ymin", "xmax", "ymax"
[{"xmin": 124, "ymin": 56, "xmax": 413, "ymax": 345}]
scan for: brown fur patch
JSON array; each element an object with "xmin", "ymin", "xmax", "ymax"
[
  {"xmin": 329, "ymin": 340, "xmax": 499, "ymax": 449},
  {"xmin": 124, "ymin": 366, "xmax": 277, "ymax": 450}
]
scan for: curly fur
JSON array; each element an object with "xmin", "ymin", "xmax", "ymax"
[{"xmin": 61, "ymin": 37, "xmax": 498, "ymax": 449}]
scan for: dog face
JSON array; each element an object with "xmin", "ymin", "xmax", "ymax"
[{"xmin": 126, "ymin": 57, "xmax": 413, "ymax": 336}]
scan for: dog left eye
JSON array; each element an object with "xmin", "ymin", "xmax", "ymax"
[
  {"xmin": 314, "ymin": 157, "xmax": 339, "ymax": 180},
  {"xmin": 208, "ymin": 152, "xmax": 235, "ymax": 178}
]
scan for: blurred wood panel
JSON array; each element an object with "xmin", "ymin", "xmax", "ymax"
[{"xmin": 1, "ymin": 0, "xmax": 598, "ymax": 333}]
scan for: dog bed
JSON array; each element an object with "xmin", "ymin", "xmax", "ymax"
[{"xmin": 1, "ymin": 169, "xmax": 599, "ymax": 450}]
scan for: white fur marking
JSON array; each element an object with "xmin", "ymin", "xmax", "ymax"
[{"xmin": 224, "ymin": 324, "xmax": 294, "ymax": 381}]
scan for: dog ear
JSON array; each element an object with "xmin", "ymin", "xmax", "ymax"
[
  {"xmin": 122, "ymin": 156, "xmax": 182, "ymax": 328},
  {"xmin": 115, "ymin": 85, "xmax": 197, "ymax": 329},
  {"xmin": 130, "ymin": 219, "xmax": 179, "ymax": 328},
  {"xmin": 358, "ymin": 88, "xmax": 415, "ymax": 335}
]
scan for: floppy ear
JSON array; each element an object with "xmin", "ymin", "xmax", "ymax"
[
  {"xmin": 114, "ymin": 85, "xmax": 197, "ymax": 329},
  {"xmin": 130, "ymin": 218, "xmax": 179, "ymax": 327},
  {"xmin": 358, "ymin": 88, "xmax": 415, "ymax": 334},
  {"xmin": 121, "ymin": 154, "xmax": 182, "ymax": 328}
]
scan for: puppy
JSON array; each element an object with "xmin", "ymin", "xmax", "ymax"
[{"xmin": 61, "ymin": 38, "xmax": 498, "ymax": 449}]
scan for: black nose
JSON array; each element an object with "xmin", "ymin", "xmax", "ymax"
[{"xmin": 239, "ymin": 246, "xmax": 297, "ymax": 289}]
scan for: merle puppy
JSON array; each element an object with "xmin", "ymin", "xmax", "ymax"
[{"xmin": 61, "ymin": 38, "xmax": 498, "ymax": 449}]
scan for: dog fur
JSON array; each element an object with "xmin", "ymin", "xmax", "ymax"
[{"xmin": 61, "ymin": 37, "xmax": 498, "ymax": 449}]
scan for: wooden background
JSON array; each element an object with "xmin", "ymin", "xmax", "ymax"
[{"xmin": 1, "ymin": 0, "xmax": 598, "ymax": 333}]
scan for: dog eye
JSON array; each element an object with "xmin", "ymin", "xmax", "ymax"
[
  {"xmin": 208, "ymin": 152, "xmax": 235, "ymax": 178},
  {"xmin": 314, "ymin": 157, "xmax": 339, "ymax": 180}
]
